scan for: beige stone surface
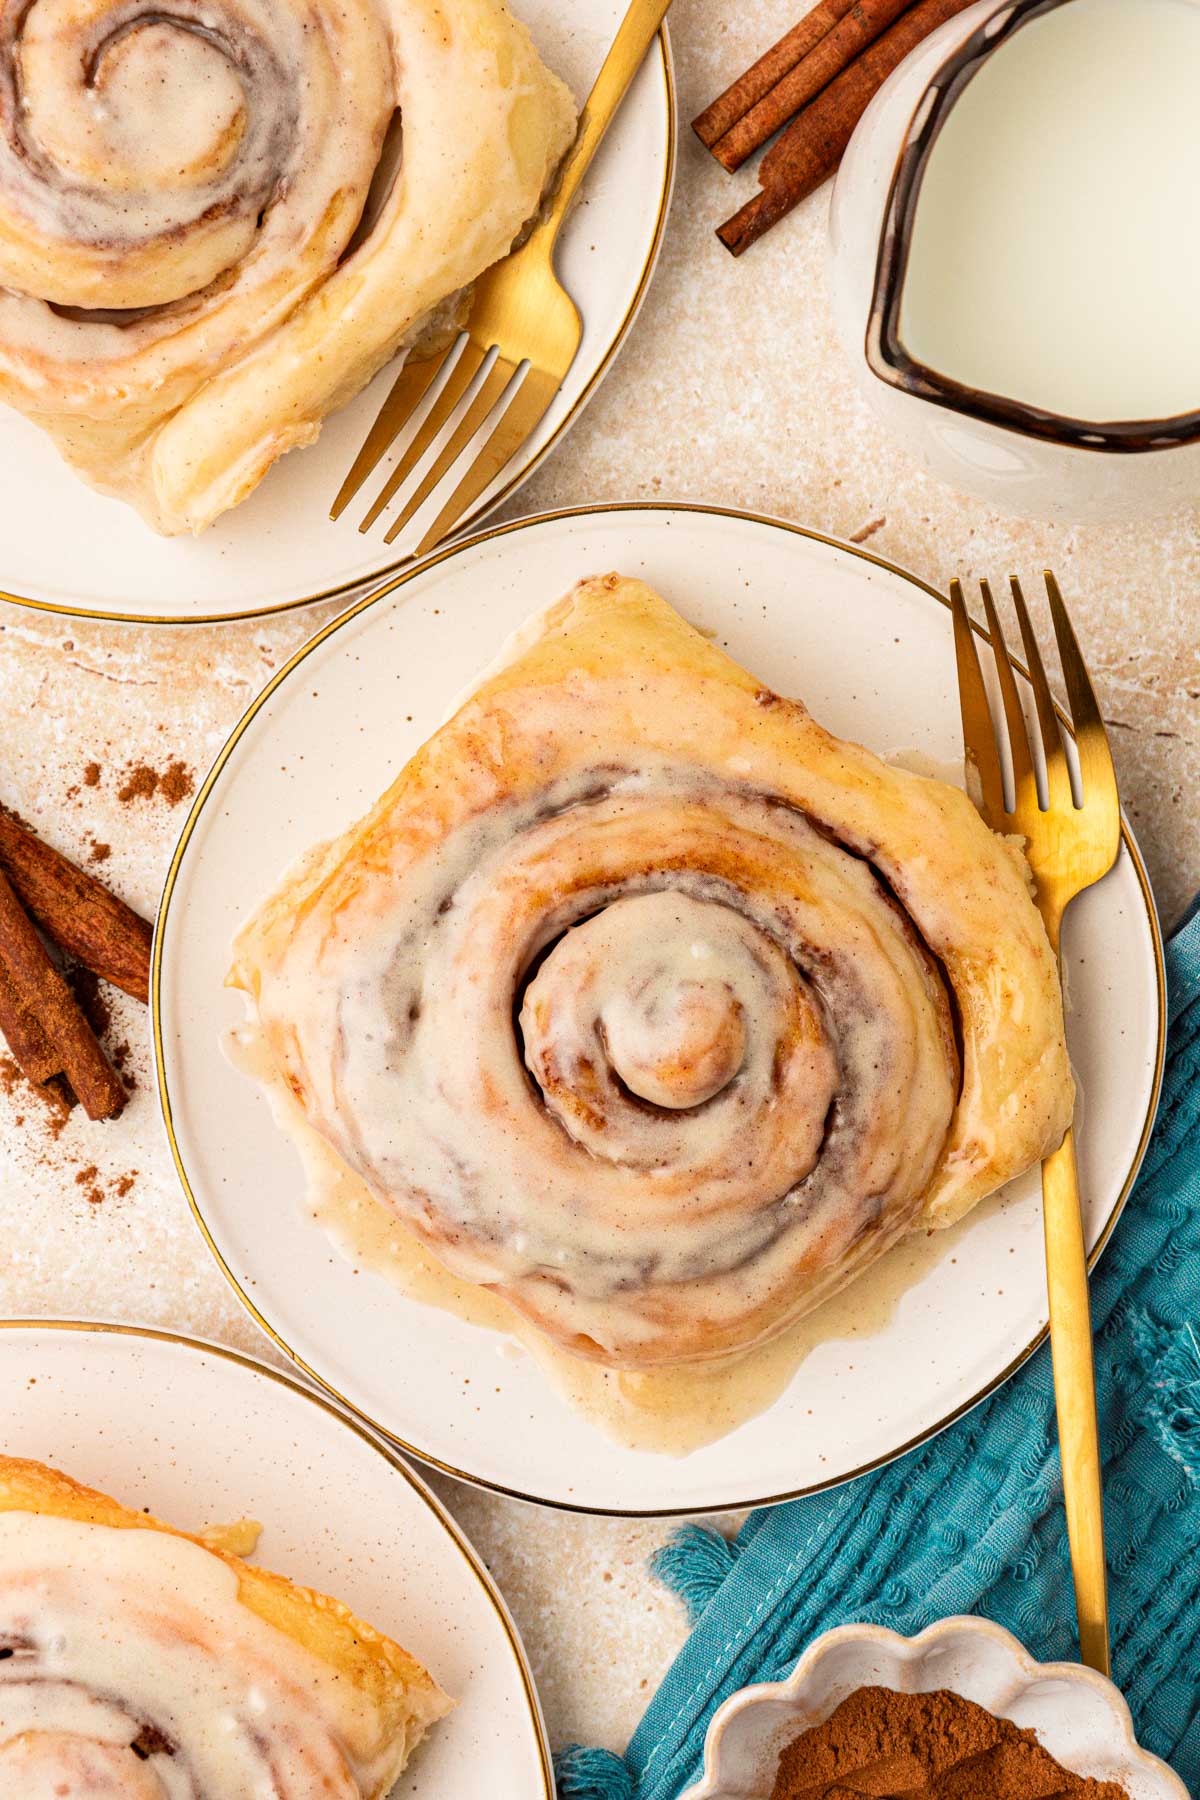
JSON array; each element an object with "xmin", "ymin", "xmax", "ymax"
[{"xmin": 0, "ymin": 0, "xmax": 1197, "ymax": 1765}]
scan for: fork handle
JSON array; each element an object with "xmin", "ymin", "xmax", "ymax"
[
  {"xmin": 536, "ymin": 0, "xmax": 674, "ymax": 241},
  {"xmin": 1042, "ymin": 1124, "xmax": 1111, "ymax": 1675}
]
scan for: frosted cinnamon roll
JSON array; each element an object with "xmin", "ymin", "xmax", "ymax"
[
  {"xmin": 230, "ymin": 575, "xmax": 1074, "ymax": 1369},
  {"xmin": 0, "ymin": 0, "xmax": 575, "ymax": 532},
  {"xmin": 0, "ymin": 1455, "xmax": 451, "ymax": 1797}
]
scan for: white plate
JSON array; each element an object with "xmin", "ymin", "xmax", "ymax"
[
  {"xmin": 154, "ymin": 504, "xmax": 1166, "ymax": 1514},
  {"xmin": 0, "ymin": 12, "xmax": 673, "ymax": 625},
  {"xmin": 0, "ymin": 1320, "xmax": 552, "ymax": 1798}
]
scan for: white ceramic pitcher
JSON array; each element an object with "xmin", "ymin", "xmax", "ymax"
[{"xmin": 828, "ymin": 0, "xmax": 1200, "ymax": 522}]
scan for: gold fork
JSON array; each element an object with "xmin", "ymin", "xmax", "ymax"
[
  {"xmin": 950, "ymin": 571, "xmax": 1119, "ymax": 1676},
  {"xmin": 332, "ymin": 0, "xmax": 674, "ymax": 553}
]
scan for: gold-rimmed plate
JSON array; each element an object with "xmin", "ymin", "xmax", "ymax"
[
  {"xmin": 154, "ymin": 503, "xmax": 1165, "ymax": 1513},
  {"xmin": 0, "ymin": 10, "xmax": 673, "ymax": 625},
  {"xmin": 0, "ymin": 1319, "xmax": 553, "ymax": 1797}
]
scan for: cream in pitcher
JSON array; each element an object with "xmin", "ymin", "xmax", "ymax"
[
  {"xmin": 829, "ymin": 0, "xmax": 1200, "ymax": 517},
  {"xmin": 895, "ymin": 0, "xmax": 1200, "ymax": 424}
]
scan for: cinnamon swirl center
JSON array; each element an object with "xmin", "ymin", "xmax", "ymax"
[
  {"xmin": 604, "ymin": 974, "xmax": 747, "ymax": 1110},
  {"xmin": 0, "ymin": 0, "xmax": 389, "ymax": 308},
  {"xmin": 520, "ymin": 891, "xmax": 836, "ymax": 1180}
]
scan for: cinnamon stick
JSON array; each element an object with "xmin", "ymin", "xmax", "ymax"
[
  {"xmin": 0, "ymin": 867, "xmax": 125, "ymax": 1120},
  {"xmin": 0, "ymin": 955, "xmax": 60, "ymax": 1087},
  {"xmin": 709, "ymin": 0, "xmax": 914, "ymax": 172},
  {"xmin": 692, "ymin": 0, "xmax": 858, "ymax": 155},
  {"xmin": 718, "ymin": 0, "xmax": 980, "ymax": 256},
  {"xmin": 0, "ymin": 808, "xmax": 151, "ymax": 1002}
]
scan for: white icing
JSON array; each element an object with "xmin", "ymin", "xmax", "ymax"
[
  {"xmin": 226, "ymin": 1022, "xmax": 978, "ymax": 1458},
  {"xmin": 0, "ymin": 1511, "xmax": 395, "ymax": 1797},
  {"xmin": 0, "ymin": 0, "xmax": 391, "ymax": 309},
  {"xmin": 262, "ymin": 763, "xmax": 959, "ymax": 1367}
]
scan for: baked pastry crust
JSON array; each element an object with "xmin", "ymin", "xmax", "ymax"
[
  {"xmin": 231, "ymin": 574, "xmax": 1074, "ymax": 1368},
  {"xmin": 0, "ymin": 1452, "xmax": 451, "ymax": 1796},
  {"xmin": 0, "ymin": 0, "xmax": 575, "ymax": 532}
]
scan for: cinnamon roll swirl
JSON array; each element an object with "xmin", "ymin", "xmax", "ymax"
[
  {"xmin": 0, "ymin": 1454, "xmax": 451, "ymax": 1797},
  {"xmin": 230, "ymin": 575, "xmax": 1074, "ymax": 1369},
  {"xmin": 0, "ymin": 0, "xmax": 575, "ymax": 531}
]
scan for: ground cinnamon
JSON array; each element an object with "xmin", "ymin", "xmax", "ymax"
[
  {"xmin": 770, "ymin": 1686, "xmax": 1130, "ymax": 1799},
  {"xmin": 0, "ymin": 1049, "xmax": 71, "ymax": 1132},
  {"xmin": 116, "ymin": 757, "xmax": 195, "ymax": 808},
  {"xmin": 0, "ymin": 807, "xmax": 151, "ymax": 1001}
]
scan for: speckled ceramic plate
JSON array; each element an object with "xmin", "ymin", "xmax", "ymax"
[
  {"xmin": 0, "ymin": 7, "xmax": 673, "ymax": 625},
  {"xmin": 154, "ymin": 504, "xmax": 1166, "ymax": 1514},
  {"xmin": 0, "ymin": 1320, "xmax": 552, "ymax": 1796}
]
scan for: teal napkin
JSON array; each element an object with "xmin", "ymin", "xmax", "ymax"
[{"xmin": 559, "ymin": 904, "xmax": 1200, "ymax": 1799}]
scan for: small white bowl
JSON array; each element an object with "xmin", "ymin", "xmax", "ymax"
[{"xmin": 681, "ymin": 1618, "xmax": 1187, "ymax": 1800}]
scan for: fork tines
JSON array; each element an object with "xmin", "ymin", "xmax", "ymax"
[
  {"xmin": 330, "ymin": 338, "xmax": 557, "ymax": 554},
  {"xmin": 949, "ymin": 572, "xmax": 1116, "ymax": 819}
]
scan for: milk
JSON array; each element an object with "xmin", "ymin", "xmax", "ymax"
[{"xmin": 897, "ymin": 0, "xmax": 1200, "ymax": 423}]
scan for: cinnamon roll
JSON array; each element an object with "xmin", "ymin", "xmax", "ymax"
[
  {"xmin": 0, "ymin": 0, "xmax": 575, "ymax": 531},
  {"xmin": 0, "ymin": 1454, "xmax": 451, "ymax": 1796},
  {"xmin": 230, "ymin": 574, "xmax": 1074, "ymax": 1369}
]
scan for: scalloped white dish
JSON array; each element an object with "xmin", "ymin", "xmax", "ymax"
[{"xmin": 683, "ymin": 1617, "xmax": 1186, "ymax": 1800}]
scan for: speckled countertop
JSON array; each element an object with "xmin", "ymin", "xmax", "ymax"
[{"xmin": 1, "ymin": 0, "xmax": 1198, "ymax": 1765}]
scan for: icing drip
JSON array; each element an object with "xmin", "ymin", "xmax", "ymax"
[{"xmin": 227, "ymin": 1020, "xmax": 987, "ymax": 1458}]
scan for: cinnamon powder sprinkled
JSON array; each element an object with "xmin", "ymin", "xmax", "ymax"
[
  {"xmin": 117, "ymin": 765, "xmax": 157, "ymax": 803},
  {"xmin": 71, "ymin": 1163, "xmax": 138, "ymax": 1205},
  {"xmin": 117, "ymin": 759, "xmax": 195, "ymax": 807},
  {"xmin": 67, "ymin": 761, "xmax": 104, "ymax": 802},
  {"xmin": 73, "ymin": 1163, "xmax": 103, "ymax": 1205},
  {"xmin": 0, "ymin": 1052, "xmax": 72, "ymax": 1136},
  {"xmin": 2, "ymin": 1032, "xmax": 141, "ymax": 1195},
  {"xmin": 159, "ymin": 760, "xmax": 195, "ymax": 806}
]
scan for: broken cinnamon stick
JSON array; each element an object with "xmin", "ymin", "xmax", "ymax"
[
  {"xmin": 692, "ymin": 0, "xmax": 857, "ymax": 156},
  {"xmin": 709, "ymin": 0, "xmax": 914, "ymax": 172},
  {"xmin": 718, "ymin": 0, "xmax": 980, "ymax": 256},
  {"xmin": 0, "ymin": 867, "xmax": 125, "ymax": 1120},
  {"xmin": 0, "ymin": 808, "xmax": 151, "ymax": 1002}
]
